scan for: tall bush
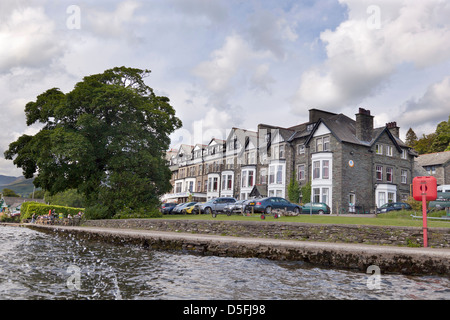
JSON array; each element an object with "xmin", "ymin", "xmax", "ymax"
[{"xmin": 20, "ymin": 202, "xmax": 84, "ymax": 220}]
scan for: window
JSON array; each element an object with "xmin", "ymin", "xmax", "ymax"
[
  {"xmin": 322, "ymin": 160, "xmax": 329, "ymax": 179},
  {"xmin": 378, "ymin": 192, "xmax": 386, "ymax": 207},
  {"xmin": 386, "ymin": 146, "xmax": 393, "ymax": 157},
  {"xmin": 298, "ymin": 164, "xmax": 305, "ymax": 180},
  {"xmin": 222, "ymin": 174, "xmax": 233, "ymax": 190},
  {"xmin": 269, "ymin": 166, "xmax": 275, "ymax": 184},
  {"xmin": 401, "ymin": 149, "xmax": 407, "ymax": 159},
  {"xmin": 176, "ymin": 182, "xmax": 182, "ymax": 193},
  {"xmin": 298, "ymin": 144, "xmax": 305, "ymax": 155},
  {"xmin": 313, "ymin": 161, "xmax": 320, "ymax": 179},
  {"xmin": 260, "ymin": 168, "xmax": 267, "ymax": 184},
  {"xmin": 316, "ymin": 138, "xmax": 323, "ymax": 152},
  {"xmin": 268, "ymin": 164, "xmax": 284, "ymax": 185},
  {"xmin": 388, "ymin": 192, "xmax": 395, "ymax": 203},
  {"xmin": 241, "ymin": 171, "xmax": 247, "ymax": 188},
  {"xmin": 276, "ymin": 165, "xmax": 283, "ymax": 184},
  {"xmin": 376, "ymin": 144, "xmax": 383, "ymax": 155},
  {"xmin": 208, "ymin": 177, "xmax": 218, "ymax": 192},
  {"xmin": 313, "ymin": 188, "xmax": 320, "ymax": 203},
  {"xmin": 401, "ymin": 170, "xmax": 407, "ymax": 184},
  {"xmin": 376, "ymin": 165, "xmax": 383, "ymax": 181},
  {"xmin": 322, "ymin": 188, "xmax": 329, "ymax": 204},
  {"xmin": 279, "ymin": 145, "xmax": 285, "ymax": 158},
  {"xmin": 386, "ymin": 167, "xmax": 393, "ymax": 182},
  {"xmin": 248, "ymin": 171, "xmax": 254, "ymax": 187},
  {"xmin": 425, "ymin": 166, "xmax": 436, "ymax": 174},
  {"xmin": 323, "ymin": 136, "xmax": 330, "ymax": 151}
]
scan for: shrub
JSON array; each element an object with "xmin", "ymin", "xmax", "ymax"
[
  {"xmin": 113, "ymin": 206, "xmax": 162, "ymax": 219},
  {"xmin": 20, "ymin": 202, "xmax": 84, "ymax": 220}
]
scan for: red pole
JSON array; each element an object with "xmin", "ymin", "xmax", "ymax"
[{"xmin": 422, "ymin": 194, "xmax": 428, "ymax": 248}]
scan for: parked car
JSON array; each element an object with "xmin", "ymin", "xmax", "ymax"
[
  {"xmin": 172, "ymin": 202, "xmax": 197, "ymax": 214},
  {"xmin": 301, "ymin": 202, "xmax": 331, "ymax": 214},
  {"xmin": 183, "ymin": 202, "xmax": 198, "ymax": 214},
  {"xmin": 160, "ymin": 202, "xmax": 177, "ymax": 214},
  {"xmin": 197, "ymin": 197, "xmax": 237, "ymax": 215},
  {"xmin": 377, "ymin": 202, "xmax": 412, "ymax": 213},
  {"xmin": 246, "ymin": 197, "xmax": 302, "ymax": 215},
  {"xmin": 223, "ymin": 200, "xmax": 250, "ymax": 216}
]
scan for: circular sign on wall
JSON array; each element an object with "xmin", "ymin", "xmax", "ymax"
[{"xmin": 348, "ymin": 160, "xmax": 354, "ymax": 167}]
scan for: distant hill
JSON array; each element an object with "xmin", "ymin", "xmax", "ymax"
[
  {"xmin": 0, "ymin": 175, "xmax": 19, "ymax": 186},
  {"xmin": 0, "ymin": 175, "xmax": 38, "ymax": 197}
]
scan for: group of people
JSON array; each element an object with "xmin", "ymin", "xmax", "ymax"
[{"xmin": 30, "ymin": 209, "xmax": 84, "ymax": 224}]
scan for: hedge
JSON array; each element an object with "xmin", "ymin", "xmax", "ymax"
[{"xmin": 21, "ymin": 202, "xmax": 84, "ymax": 220}]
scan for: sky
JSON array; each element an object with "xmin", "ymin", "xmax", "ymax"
[{"xmin": 1, "ymin": 0, "xmax": 450, "ymax": 176}]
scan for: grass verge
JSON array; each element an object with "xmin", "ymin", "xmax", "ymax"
[{"xmin": 158, "ymin": 210, "xmax": 450, "ymax": 228}]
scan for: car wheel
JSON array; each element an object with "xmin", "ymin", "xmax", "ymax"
[
  {"xmin": 318, "ymin": 210, "xmax": 324, "ymax": 215},
  {"xmin": 265, "ymin": 206, "xmax": 272, "ymax": 214},
  {"xmin": 294, "ymin": 207, "xmax": 300, "ymax": 214},
  {"xmin": 206, "ymin": 207, "xmax": 212, "ymax": 215},
  {"xmin": 226, "ymin": 210, "xmax": 231, "ymax": 216}
]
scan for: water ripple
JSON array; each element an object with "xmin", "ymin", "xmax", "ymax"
[{"xmin": 0, "ymin": 226, "xmax": 448, "ymax": 300}]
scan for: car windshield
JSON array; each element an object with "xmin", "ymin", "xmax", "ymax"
[{"xmin": 379, "ymin": 203, "xmax": 391, "ymax": 208}]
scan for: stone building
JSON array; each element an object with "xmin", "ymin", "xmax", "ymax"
[
  {"xmin": 163, "ymin": 108, "xmax": 418, "ymax": 213},
  {"xmin": 416, "ymin": 150, "xmax": 450, "ymax": 186}
]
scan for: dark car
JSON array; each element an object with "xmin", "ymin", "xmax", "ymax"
[
  {"xmin": 301, "ymin": 202, "xmax": 331, "ymax": 214},
  {"xmin": 198, "ymin": 197, "xmax": 237, "ymax": 215},
  {"xmin": 172, "ymin": 202, "xmax": 197, "ymax": 214},
  {"xmin": 376, "ymin": 202, "xmax": 412, "ymax": 213},
  {"xmin": 223, "ymin": 200, "xmax": 250, "ymax": 216},
  {"xmin": 246, "ymin": 197, "xmax": 302, "ymax": 215},
  {"xmin": 160, "ymin": 202, "xmax": 177, "ymax": 214}
]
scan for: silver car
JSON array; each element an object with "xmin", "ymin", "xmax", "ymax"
[{"xmin": 197, "ymin": 197, "xmax": 237, "ymax": 216}]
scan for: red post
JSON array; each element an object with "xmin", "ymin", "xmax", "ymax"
[
  {"xmin": 422, "ymin": 193, "xmax": 428, "ymax": 248},
  {"xmin": 413, "ymin": 177, "xmax": 436, "ymax": 248}
]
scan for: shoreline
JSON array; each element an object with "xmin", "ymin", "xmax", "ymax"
[{"xmin": 3, "ymin": 221, "xmax": 449, "ymax": 277}]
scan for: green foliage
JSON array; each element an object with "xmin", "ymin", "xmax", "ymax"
[
  {"xmin": 20, "ymin": 201, "xmax": 84, "ymax": 220},
  {"xmin": 2, "ymin": 188, "xmax": 19, "ymax": 197},
  {"xmin": 405, "ymin": 128, "xmax": 418, "ymax": 147},
  {"xmin": 45, "ymin": 189, "xmax": 85, "ymax": 208},
  {"xmin": 5, "ymin": 67, "xmax": 182, "ymax": 219},
  {"xmin": 409, "ymin": 115, "xmax": 450, "ymax": 154},
  {"xmin": 301, "ymin": 181, "xmax": 311, "ymax": 204},
  {"xmin": 287, "ymin": 171, "xmax": 301, "ymax": 204}
]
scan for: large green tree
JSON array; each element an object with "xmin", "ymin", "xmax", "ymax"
[{"xmin": 5, "ymin": 67, "xmax": 182, "ymax": 218}]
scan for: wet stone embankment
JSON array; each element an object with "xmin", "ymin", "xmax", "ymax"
[
  {"xmin": 20, "ymin": 218, "xmax": 450, "ymax": 277},
  {"xmin": 82, "ymin": 218, "xmax": 450, "ymax": 248}
]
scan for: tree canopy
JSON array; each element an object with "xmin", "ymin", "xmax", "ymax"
[
  {"xmin": 405, "ymin": 115, "xmax": 450, "ymax": 154},
  {"xmin": 5, "ymin": 67, "xmax": 182, "ymax": 218}
]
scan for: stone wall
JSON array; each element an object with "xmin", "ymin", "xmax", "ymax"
[{"xmin": 82, "ymin": 219, "xmax": 450, "ymax": 248}]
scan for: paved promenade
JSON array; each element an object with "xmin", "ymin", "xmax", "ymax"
[{"xmin": 24, "ymin": 223, "xmax": 450, "ymax": 277}]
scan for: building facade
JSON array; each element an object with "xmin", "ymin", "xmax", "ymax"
[{"xmin": 163, "ymin": 108, "xmax": 418, "ymax": 214}]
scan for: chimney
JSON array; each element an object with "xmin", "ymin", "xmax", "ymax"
[
  {"xmin": 355, "ymin": 108, "xmax": 374, "ymax": 142},
  {"xmin": 386, "ymin": 122, "xmax": 400, "ymax": 138}
]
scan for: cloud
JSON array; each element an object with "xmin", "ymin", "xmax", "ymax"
[
  {"xmin": 192, "ymin": 34, "xmax": 273, "ymax": 106},
  {"xmin": 399, "ymin": 76, "xmax": 450, "ymax": 134},
  {"xmin": 86, "ymin": 0, "xmax": 145, "ymax": 39},
  {"xmin": 0, "ymin": 6, "xmax": 64, "ymax": 73},
  {"xmin": 291, "ymin": 0, "xmax": 450, "ymax": 113}
]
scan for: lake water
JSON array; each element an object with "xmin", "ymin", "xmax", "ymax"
[{"xmin": 0, "ymin": 225, "xmax": 448, "ymax": 300}]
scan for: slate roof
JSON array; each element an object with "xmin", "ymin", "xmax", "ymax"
[{"xmin": 416, "ymin": 151, "xmax": 450, "ymax": 167}]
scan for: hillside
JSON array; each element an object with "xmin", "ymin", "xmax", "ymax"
[{"xmin": 0, "ymin": 175, "xmax": 38, "ymax": 197}]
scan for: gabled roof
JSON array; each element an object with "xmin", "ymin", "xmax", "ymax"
[
  {"xmin": 304, "ymin": 113, "xmax": 406, "ymax": 152},
  {"xmin": 2, "ymin": 197, "xmax": 45, "ymax": 207},
  {"xmin": 416, "ymin": 151, "xmax": 450, "ymax": 167}
]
